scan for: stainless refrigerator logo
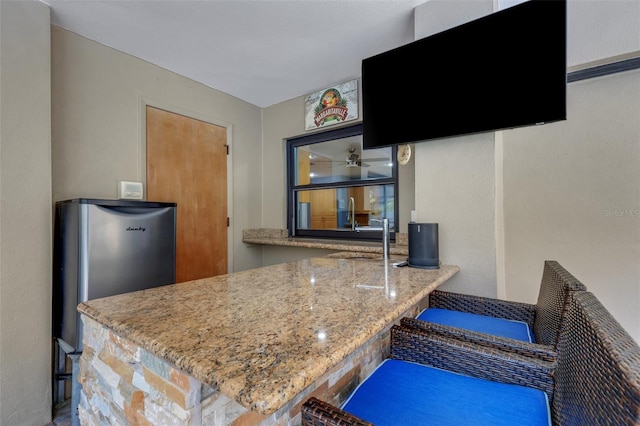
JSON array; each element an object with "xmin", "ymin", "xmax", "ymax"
[{"xmin": 126, "ymin": 226, "xmax": 146, "ymax": 232}]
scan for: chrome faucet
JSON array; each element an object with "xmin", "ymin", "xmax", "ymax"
[
  {"xmin": 347, "ymin": 197, "xmax": 356, "ymax": 230},
  {"xmin": 382, "ymin": 218, "xmax": 390, "ymax": 259}
]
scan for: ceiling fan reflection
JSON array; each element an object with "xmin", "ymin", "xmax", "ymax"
[{"xmin": 310, "ymin": 153, "xmax": 389, "ymax": 168}]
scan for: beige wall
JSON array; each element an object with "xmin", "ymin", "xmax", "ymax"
[
  {"xmin": 414, "ymin": 0, "xmax": 640, "ymax": 342},
  {"xmin": 414, "ymin": 135, "xmax": 497, "ymax": 296},
  {"xmin": 260, "ymin": 90, "xmax": 416, "ymax": 266},
  {"xmin": 0, "ymin": 1, "xmax": 52, "ymax": 424},
  {"xmin": 261, "ymin": 95, "xmax": 304, "ymax": 230},
  {"xmin": 260, "ymin": 96, "xmax": 345, "ymax": 267},
  {"xmin": 51, "ymin": 26, "xmax": 264, "ymax": 273},
  {"xmin": 503, "ymin": 69, "xmax": 640, "ymax": 342}
]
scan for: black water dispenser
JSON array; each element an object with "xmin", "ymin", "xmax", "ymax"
[{"xmin": 408, "ymin": 223, "xmax": 439, "ymax": 269}]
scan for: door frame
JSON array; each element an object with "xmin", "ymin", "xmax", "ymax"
[{"xmin": 138, "ymin": 95, "xmax": 234, "ymax": 274}]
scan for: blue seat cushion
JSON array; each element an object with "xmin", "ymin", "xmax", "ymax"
[
  {"xmin": 342, "ymin": 359, "xmax": 550, "ymax": 426},
  {"xmin": 417, "ymin": 308, "xmax": 535, "ymax": 343}
]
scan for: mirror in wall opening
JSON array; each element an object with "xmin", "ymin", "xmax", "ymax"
[
  {"xmin": 295, "ymin": 136, "xmax": 393, "ymax": 185},
  {"xmin": 289, "ymin": 126, "xmax": 397, "ymax": 240},
  {"xmin": 296, "ymin": 185, "xmax": 395, "ymax": 232}
]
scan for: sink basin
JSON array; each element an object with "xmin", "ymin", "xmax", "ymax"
[{"xmin": 327, "ymin": 252, "xmax": 383, "ymax": 260}]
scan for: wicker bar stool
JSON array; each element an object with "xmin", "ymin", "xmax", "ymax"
[
  {"xmin": 301, "ymin": 291, "xmax": 640, "ymax": 425},
  {"xmin": 407, "ymin": 260, "xmax": 586, "ymax": 361},
  {"xmin": 302, "ymin": 323, "xmax": 555, "ymax": 425},
  {"xmin": 551, "ymin": 291, "xmax": 640, "ymax": 424}
]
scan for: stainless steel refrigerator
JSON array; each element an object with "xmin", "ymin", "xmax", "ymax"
[{"xmin": 52, "ymin": 198, "xmax": 176, "ymax": 417}]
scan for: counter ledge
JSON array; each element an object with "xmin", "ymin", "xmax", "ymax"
[{"xmin": 78, "ymin": 256, "xmax": 458, "ymax": 424}]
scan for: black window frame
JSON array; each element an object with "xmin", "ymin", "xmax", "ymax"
[{"xmin": 286, "ymin": 123, "xmax": 398, "ymax": 241}]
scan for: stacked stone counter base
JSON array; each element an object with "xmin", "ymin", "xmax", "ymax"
[
  {"xmin": 79, "ymin": 316, "xmax": 218, "ymax": 425},
  {"xmin": 79, "ymin": 306, "xmax": 424, "ymax": 425}
]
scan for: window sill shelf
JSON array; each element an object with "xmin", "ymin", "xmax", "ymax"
[{"xmin": 242, "ymin": 228, "xmax": 408, "ymax": 256}]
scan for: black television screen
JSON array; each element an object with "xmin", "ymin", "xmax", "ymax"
[{"xmin": 362, "ymin": 0, "xmax": 566, "ymax": 149}]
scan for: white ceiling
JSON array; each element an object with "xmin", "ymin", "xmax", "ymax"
[{"xmin": 40, "ymin": 0, "xmax": 425, "ymax": 108}]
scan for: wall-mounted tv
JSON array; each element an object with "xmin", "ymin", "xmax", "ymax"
[{"xmin": 362, "ymin": 0, "xmax": 566, "ymax": 149}]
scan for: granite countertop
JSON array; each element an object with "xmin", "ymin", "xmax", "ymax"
[
  {"xmin": 242, "ymin": 228, "xmax": 409, "ymax": 256},
  {"xmin": 78, "ymin": 255, "xmax": 458, "ymax": 415}
]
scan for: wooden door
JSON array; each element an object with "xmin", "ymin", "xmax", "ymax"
[{"xmin": 146, "ymin": 106, "xmax": 228, "ymax": 282}]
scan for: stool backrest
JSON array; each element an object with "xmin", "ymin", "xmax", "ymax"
[
  {"xmin": 533, "ymin": 261, "xmax": 586, "ymax": 346},
  {"xmin": 553, "ymin": 291, "xmax": 640, "ymax": 424}
]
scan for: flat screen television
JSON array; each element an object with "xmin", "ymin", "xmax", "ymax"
[{"xmin": 362, "ymin": 0, "xmax": 566, "ymax": 149}]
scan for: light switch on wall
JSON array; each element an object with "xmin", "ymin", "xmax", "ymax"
[{"xmin": 118, "ymin": 181, "xmax": 143, "ymax": 200}]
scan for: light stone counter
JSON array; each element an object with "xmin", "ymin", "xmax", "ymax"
[
  {"xmin": 78, "ymin": 256, "xmax": 458, "ymax": 424},
  {"xmin": 242, "ymin": 228, "xmax": 409, "ymax": 256}
]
